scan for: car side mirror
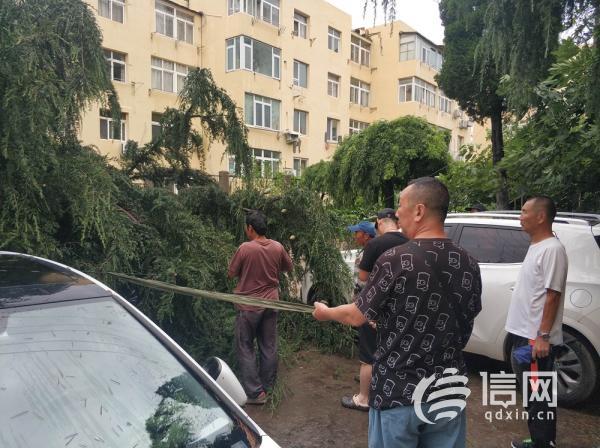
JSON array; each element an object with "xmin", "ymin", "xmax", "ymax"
[{"xmin": 203, "ymin": 357, "xmax": 247, "ymax": 406}]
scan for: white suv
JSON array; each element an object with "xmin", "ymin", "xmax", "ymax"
[{"xmin": 445, "ymin": 212, "xmax": 600, "ymax": 405}]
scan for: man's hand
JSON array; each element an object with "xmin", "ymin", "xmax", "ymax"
[
  {"xmin": 312, "ymin": 301, "xmax": 330, "ymax": 321},
  {"xmin": 532, "ymin": 337, "xmax": 550, "ymax": 359}
]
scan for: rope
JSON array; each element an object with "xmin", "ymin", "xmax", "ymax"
[{"xmin": 108, "ymin": 272, "xmax": 315, "ymax": 314}]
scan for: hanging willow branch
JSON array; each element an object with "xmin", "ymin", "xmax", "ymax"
[{"xmin": 110, "ymin": 272, "xmax": 315, "ymax": 314}]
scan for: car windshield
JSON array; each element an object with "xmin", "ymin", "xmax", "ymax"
[{"xmin": 0, "ymin": 297, "xmax": 256, "ymax": 448}]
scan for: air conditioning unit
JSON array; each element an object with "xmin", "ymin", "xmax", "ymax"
[
  {"xmin": 285, "ymin": 131, "xmax": 300, "ymax": 144},
  {"xmin": 452, "ymin": 109, "xmax": 462, "ymax": 119},
  {"xmin": 458, "ymin": 119, "xmax": 469, "ymax": 129},
  {"xmin": 337, "ymin": 135, "xmax": 343, "ymax": 143}
]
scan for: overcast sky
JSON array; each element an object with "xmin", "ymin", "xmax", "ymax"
[{"xmin": 325, "ymin": 0, "xmax": 444, "ymax": 45}]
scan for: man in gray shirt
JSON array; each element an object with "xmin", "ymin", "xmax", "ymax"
[{"xmin": 506, "ymin": 196, "xmax": 568, "ymax": 448}]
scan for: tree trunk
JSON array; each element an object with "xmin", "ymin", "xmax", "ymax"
[
  {"xmin": 490, "ymin": 106, "xmax": 509, "ymax": 210},
  {"xmin": 383, "ymin": 180, "xmax": 395, "ymax": 209}
]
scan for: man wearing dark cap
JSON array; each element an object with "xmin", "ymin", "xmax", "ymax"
[
  {"xmin": 342, "ymin": 209, "xmax": 408, "ymax": 411},
  {"xmin": 467, "ymin": 203, "xmax": 487, "ymax": 213}
]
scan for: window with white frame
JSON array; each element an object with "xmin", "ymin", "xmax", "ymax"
[
  {"xmin": 349, "ymin": 119, "xmax": 368, "ymax": 135},
  {"xmin": 351, "ymin": 36, "xmax": 370, "ymax": 66},
  {"xmin": 293, "ymin": 11, "xmax": 308, "ymax": 38},
  {"xmin": 439, "ymin": 94, "xmax": 452, "ymax": 114},
  {"xmin": 151, "ymin": 57, "xmax": 189, "ymax": 93},
  {"xmin": 350, "ymin": 78, "xmax": 370, "ymax": 107},
  {"xmin": 228, "ymin": 0, "xmax": 247, "ymax": 15},
  {"xmin": 293, "ymin": 109, "xmax": 308, "ymax": 135},
  {"xmin": 253, "ymin": 148, "xmax": 280, "ymax": 177},
  {"xmin": 226, "ymin": 36, "xmax": 280, "ymax": 79},
  {"xmin": 328, "ymin": 27, "xmax": 341, "ymax": 53},
  {"xmin": 327, "ymin": 73, "xmax": 340, "ymax": 97},
  {"xmin": 326, "ymin": 117, "xmax": 339, "ymax": 142},
  {"xmin": 155, "ymin": 1, "xmax": 194, "ymax": 44},
  {"xmin": 228, "ymin": 0, "xmax": 279, "ymax": 26},
  {"xmin": 99, "ymin": 0, "xmax": 124, "ymax": 23},
  {"xmin": 100, "ymin": 110, "xmax": 126, "ymax": 141},
  {"xmin": 399, "ymin": 33, "xmax": 416, "ymax": 61},
  {"xmin": 293, "ymin": 158, "xmax": 307, "ymax": 177},
  {"xmin": 151, "ymin": 112, "xmax": 162, "ymax": 140},
  {"xmin": 399, "ymin": 33, "xmax": 443, "ymax": 70},
  {"xmin": 293, "ymin": 60, "xmax": 308, "ymax": 88},
  {"xmin": 104, "ymin": 49, "xmax": 126, "ymax": 82},
  {"xmin": 261, "ymin": 0, "xmax": 280, "ymax": 26},
  {"xmin": 245, "ymin": 93, "xmax": 280, "ymax": 130},
  {"xmin": 421, "ymin": 44, "xmax": 443, "ymax": 71},
  {"xmin": 228, "ymin": 155, "xmax": 237, "ymax": 175},
  {"xmin": 398, "ymin": 77, "xmax": 436, "ymax": 107}
]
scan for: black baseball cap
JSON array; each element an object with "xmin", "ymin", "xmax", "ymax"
[{"xmin": 377, "ymin": 208, "xmax": 398, "ymax": 221}]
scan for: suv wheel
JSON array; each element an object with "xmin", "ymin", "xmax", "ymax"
[{"xmin": 554, "ymin": 328, "xmax": 598, "ymax": 406}]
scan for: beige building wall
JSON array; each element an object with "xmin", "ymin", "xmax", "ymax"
[{"xmin": 80, "ymin": 0, "xmax": 488, "ymax": 178}]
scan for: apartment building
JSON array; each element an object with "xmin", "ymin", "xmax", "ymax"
[{"xmin": 81, "ymin": 0, "xmax": 487, "ymax": 178}]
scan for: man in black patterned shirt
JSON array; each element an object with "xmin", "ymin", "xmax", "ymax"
[{"xmin": 313, "ymin": 177, "xmax": 482, "ymax": 448}]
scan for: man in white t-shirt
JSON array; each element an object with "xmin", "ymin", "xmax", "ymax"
[{"xmin": 505, "ymin": 196, "xmax": 568, "ymax": 448}]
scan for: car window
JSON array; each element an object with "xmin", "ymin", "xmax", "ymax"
[
  {"xmin": 444, "ymin": 224, "xmax": 457, "ymax": 240},
  {"xmin": 0, "ymin": 297, "xmax": 256, "ymax": 448},
  {"xmin": 458, "ymin": 226, "xmax": 530, "ymax": 263}
]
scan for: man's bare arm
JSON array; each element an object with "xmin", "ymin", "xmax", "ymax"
[
  {"xmin": 539, "ymin": 289, "xmax": 561, "ymax": 333},
  {"xmin": 313, "ymin": 302, "xmax": 367, "ymax": 327},
  {"xmin": 533, "ymin": 288, "xmax": 561, "ymax": 359}
]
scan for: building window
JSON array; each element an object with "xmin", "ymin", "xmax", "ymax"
[
  {"xmin": 98, "ymin": 0, "xmax": 124, "ymax": 23},
  {"xmin": 293, "ymin": 109, "xmax": 308, "ymax": 135},
  {"xmin": 226, "ymin": 36, "xmax": 280, "ymax": 79},
  {"xmin": 399, "ymin": 33, "xmax": 415, "ymax": 61},
  {"xmin": 398, "ymin": 77, "xmax": 436, "ymax": 107},
  {"xmin": 228, "ymin": 0, "xmax": 279, "ymax": 26},
  {"xmin": 326, "ymin": 118, "xmax": 339, "ymax": 142},
  {"xmin": 327, "ymin": 73, "xmax": 340, "ymax": 97},
  {"xmin": 293, "ymin": 60, "xmax": 308, "ymax": 88},
  {"xmin": 293, "ymin": 158, "xmax": 307, "ymax": 177},
  {"xmin": 350, "ymin": 78, "xmax": 370, "ymax": 107},
  {"xmin": 421, "ymin": 44, "xmax": 443, "ymax": 71},
  {"xmin": 457, "ymin": 135, "xmax": 465, "ymax": 152},
  {"xmin": 100, "ymin": 110, "xmax": 126, "ymax": 141},
  {"xmin": 151, "ymin": 57, "xmax": 189, "ymax": 93},
  {"xmin": 328, "ymin": 27, "xmax": 341, "ymax": 53},
  {"xmin": 259, "ymin": 0, "xmax": 280, "ymax": 26},
  {"xmin": 439, "ymin": 94, "xmax": 452, "ymax": 114},
  {"xmin": 245, "ymin": 93, "xmax": 280, "ymax": 130},
  {"xmin": 104, "ymin": 49, "xmax": 126, "ymax": 82},
  {"xmin": 253, "ymin": 148, "xmax": 280, "ymax": 177},
  {"xmin": 151, "ymin": 112, "xmax": 163, "ymax": 140},
  {"xmin": 155, "ymin": 1, "xmax": 193, "ymax": 44},
  {"xmin": 400, "ymin": 33, "xmax": 443, "ymax": 70},
  {"xmin": 349, "ymin": 119, "xmax": 368, "ymax": 135},
  {"xmin": 351, "ymin": 36, "xmax": 370, "ymax": 66},
  {"xmin": 293, "ymin": 11, "xmax": 308, "ymax": 38}
]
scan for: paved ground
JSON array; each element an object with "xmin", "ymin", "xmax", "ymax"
[{"xmin": 246, "ymin": 350, "xmax": 600, "ymax": 448}]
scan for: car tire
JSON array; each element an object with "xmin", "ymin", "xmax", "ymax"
[
  {"xmin": 554, "ymin": 328, "xmax": 598, "ymax": 407},
  {"xmin": 510, "ymin": 328, "xmax": 598, "ymax": 407}
]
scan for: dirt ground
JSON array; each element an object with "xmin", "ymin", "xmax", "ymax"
[{"xmin": 246, "ymin": 350, "xmax": 600, "ymax": 448}]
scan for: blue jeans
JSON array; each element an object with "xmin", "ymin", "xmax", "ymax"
[{"xmin": 368, "ymin": 404, "xmax": 466, "ymax": 448}]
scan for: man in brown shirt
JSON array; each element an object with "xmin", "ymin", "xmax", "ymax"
[{"xmin": 228, "ymin": 211, "xmax": 293, "ymax": 404}]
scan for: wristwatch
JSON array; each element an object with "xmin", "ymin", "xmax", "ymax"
[{"xmin": 537, "ymin": 331, "xmax": 550, "ymax": 341}]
